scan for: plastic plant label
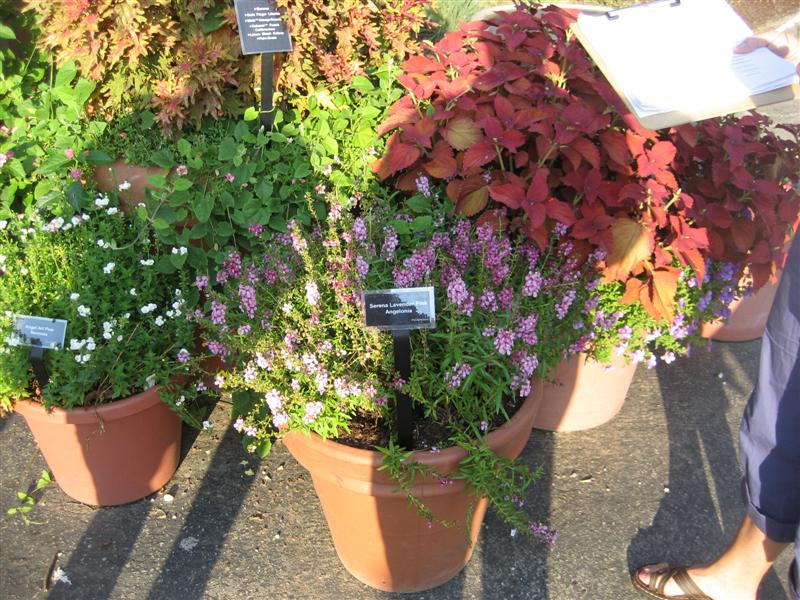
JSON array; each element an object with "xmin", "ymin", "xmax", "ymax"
[
  {"xmin": 363, "ymin": 287, "xmax": 436, "ymax": 331},
  {"xmin": 233, "ymin": 0, "xmax": 293, "ymax": 55},
  {"xmin": 7, "ymin": 315, "xmax": 67, "ymax": 349}
]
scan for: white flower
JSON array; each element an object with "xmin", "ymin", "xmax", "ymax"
[
  {"xmin": 106, "ymin": 207, "xmax": 119, "ymax": 215},
  {"xmin": 140, "ymin": 259, "xmax": 154, "ymax": 266},
  {"xmin": 77, "ymin": 305, "xmax": 91, "ymax": 317},
  {"xmin": 116, "ymin": 335, "xmax": 123, "ymax": 341},
  {"xmin": 117, "ymin": 180, "xmax": 132, "ymax": 191},
  {"xmin": 97, "ymin": 239, "xmax": 108, "ymax": 248},
  {"xmin": 20, "ymin": 267, "xmax": 28, "ymax": 275},
  {"xmin": 176, "ymin": 395, "xmax": 185, "ymax": 406},
  {"xmin": 74, "ymin": 353, "xmax": 91, "ymax": 364},
  {"xmin": 70, "ymin": 216, "xmax": 81, "ymax": 226},
  {"xmin": 103, "ymin": 262, "xmax": 115, "ymax": 274},
  {"xmin": 154, "ymin": 315, "xmax": 165, "ymax": 326},
  {"xmin": 69, "ymin": 338, "xmax": 85, "ymax": 350},
  {"xmin": 69, "ymin": 292, "xmax": 80, "ymax": 301},
  {"xmin": 94, "ymin": 194, "xmax": 109, "ymax": 208},
  {"xmin": 0, "ymin": 255, "xmax": 5, "ymax": 265},
  {"xmin": 140, "ymin": 303, "xmax": 157, "ymax": 314},
  {"xmin": 145, "ymin": 374, "xmax": 156, "ymax": 388},
  {"xmin": 174, "ymin": 289, "xmax": 182, "ymax": 297},
  {"xmin": 171, "ymin": 246, "xmax": 188, "ymax": 255},
  {"xmin": 202, "ymin": 420, "xmax": 213, "ymax": 430},
  {"xmin": 85, "ymin": 338, "xmax": 96, "ymax": 351},
  {"xmin": 129, "ymin": 288, "xmax": 137, "ymax": 296},
  {"xmin": 0, "ymin": 220, "xmax": 7, "ymax": 229}
]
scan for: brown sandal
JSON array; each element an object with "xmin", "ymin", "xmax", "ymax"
[{"xmin": 631, "ymin": 565, "xmax": 713, "ymax": 600}]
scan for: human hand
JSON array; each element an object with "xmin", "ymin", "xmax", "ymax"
[{"xmin": 735, "ymin": 30, "xmax": 800, "ymax": 75}]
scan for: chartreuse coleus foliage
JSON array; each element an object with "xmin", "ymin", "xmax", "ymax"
[{"xmin": 373, "ymin": 1, "xmax": 800, "ymax": 321}]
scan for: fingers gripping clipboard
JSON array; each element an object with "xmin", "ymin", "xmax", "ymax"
[{"xmin": 571, "ymin": 0, "xmax": 800, "ymax": 130}]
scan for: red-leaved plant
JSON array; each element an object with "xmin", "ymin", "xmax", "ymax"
[{"xmin": 372, "ymin": 2, "xmax": 800, "ymax": 321}]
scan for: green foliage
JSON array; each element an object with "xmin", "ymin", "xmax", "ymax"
[
  {"xmin": 0, "ymin": 199, "xmax": 201, "ymax": 424},
  {"xmin": 6, "ymin": 470, "xmax": 52, "ymax": 525},
  {"xmin": 0, "ymin": 9, "xmax": 107, "ymax": 217},
  {"xmin": 273, "ymin": 0, "xmax": 428, "ymax": 114},
  {"xmin": 23, "ymin": 0, "xmax": 253, "ymax": 133},
  {"xmin": 124, "ymin": 63, "xmax": 405, "ymax": 274}
]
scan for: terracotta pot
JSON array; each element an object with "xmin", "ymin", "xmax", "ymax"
[
  {"xmin": 14, "ymin": 386, "xmax": 181, "ymax": 506},
  {"xmin": 94, "ymin": 159, "xmax": 164, "ymax": 209},
  {"xmin": 700, "ymin": 275, "xmax": 781, "ymax": 342},
  {"xmin": 282, "ymin": 379, "xmax": 543, "ymax": 593},
  {"xmin": 533, "ymin": 352, "xmax": 637, "ymax": 432}
]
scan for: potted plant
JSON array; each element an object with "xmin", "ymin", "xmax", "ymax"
[
  {"xmin": 195, "ymin": 193, "xmax": 598, "ymax": 592},
  {"xmin": 370, "ymin": 2, "xmax": 800, "ymax": 428},
  {"xmin": 0, "ymin": 190, "xmax": 204, "ymax": 506}
]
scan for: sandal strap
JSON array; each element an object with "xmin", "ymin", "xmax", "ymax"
[{"xmin": 648, "ymin": 566, "xmax": 713, "ymax": 599}]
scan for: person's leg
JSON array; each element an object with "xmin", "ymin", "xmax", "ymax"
[{"xmin": 635, "ymin": 234, "xmax": 800, "ymax": 599}]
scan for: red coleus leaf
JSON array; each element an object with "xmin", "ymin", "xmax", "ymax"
[
  {"xmin": 377, "ymin": 97, "xmax": 419, "ymax": 137},
  {"xmin": 637, "ymin": 141, "xmax": 677, "ymax": 180},
  {"xmin": 397, "ymin": 73, "xmax": 438, "ymax": 100},
  {"xmin": 371, "ymin": 132, "xmax": 420, "ymax": 180},
  {"xmin": 474, "ymin": 62, "xmax": 528, "ymax": 91},
  {"xmin": 526, "ymin": 168, "xmax": 549, "ymax": 204},
  {"xmin": 678, "ymin": 247, "xmax": 706, "ymax": 284},
  {"xmin": 402, "ymin": 55, "xmax": 445, "ymax": 74},
  {"xmin": 546, "ymin": 198, "xmax": 577, "ymax": 225},
  {"xmin": 401, "ymin": 116, "xmax": 437, "ymax": 148},
  {"xmin": 445, "ymin": 118, "xmax": 482, "ymax": 151},
  {"xmin": 569, "ymin": 137, "xmax": 600, "ymax": 169},
  {"xmin": 600, "ymin": 130, "xmax": 629, "ymax": 167},
  {"xmin": 488, "ymin": 182, "xmax": 524, "ymax": 209},
  {"xmin": 423, "ymin": 144, "xmax": 457, "ymax": 179},
  {"xmin": 494, "ymin": 94, "xmax": 516, "ymax": 122},
  {"xmin": 463, "ymin": 141, "xmax": 497, "ymax": 171}
]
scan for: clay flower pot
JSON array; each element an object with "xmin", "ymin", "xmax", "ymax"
[
  {"xmin": 14, "ymin": 386, "xmax": 182, "ymax": 506},
  {"xmin": 533, "ymin": 352, "xmax": 637, "ymax": 432},
  {"xmin": 282, "ymin": 380, "xmax": 543, "ymax": 593},
  {"xmin": 700, "ymin": 275, "xmax": 781, "ymax": 342},
  {"xmin": 94, "ymin": 159, "xmax": 163, "ymax": 210}
]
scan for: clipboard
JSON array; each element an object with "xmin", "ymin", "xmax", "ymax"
[{"xmin": 571, "ymin": 0, "xmax": 800, "ymax": 130}]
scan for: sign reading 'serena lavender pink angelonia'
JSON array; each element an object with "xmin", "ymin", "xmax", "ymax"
[{"xmin": 363, "ymin": 287, "xmax": 436, "ymax": 331}]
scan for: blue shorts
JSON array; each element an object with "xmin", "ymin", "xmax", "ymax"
[{"xmin": 739, "ymin": 233, "xmax": 800, "ymax": 597}]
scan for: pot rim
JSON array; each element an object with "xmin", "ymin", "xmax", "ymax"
[
  {"xmin": 13, "ymin": 385, "xmax": 166, "ymax": 425},
  {"xmin": 283, "ymin": 379, "xmax": 542, "ymax": 469}
]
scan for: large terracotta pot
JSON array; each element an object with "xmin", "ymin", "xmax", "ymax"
[
  {"xmin": 282, "ymin": 379, "xmax": 543, "ymax": 593},
  {"xmin": 700, "ymin": 275, "xmax": 780, "ymax": 342},
  {"xmin": 533, "ymin": 352, "xmax": 637, "ymax": 432},
  {"xmin": 14, "ymin": 386, "xmax": 181, "ymax": 506},
  {"xmin": 94, "ymin": 160, "xmax": 163, "ymax": 209}
]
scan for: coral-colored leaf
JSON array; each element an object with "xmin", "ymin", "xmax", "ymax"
[
  {"xmin": 604, "ymin": 218, "xmax": 654, "ymax": 281},
  {"xmin": 569, "ymin": 138, "xmax": 600, "ymax": 169},
  {"xmin": 648, "ymin": 267, "xmax": 680, "ymax": 322},
  {"xmin": 463, "ymin": 141, "xmax": 497, "ymax": 171},
  {"xmin": 526, "ymin": 168, "xmax": 549, "ymax": 204},
  {"xmin": 371, "ymin": 132, "xmax": 420, "ymax": 180},
  {"xmin": 445, "ymin": 118, "xmax": 482, "ymax": 151},
  {"xmin": 457, "ymin": 185, "xmax": 490, "ymax": 217},
  {"xmin": 402, "ymin": 55, "xmax": 444, "ymax": 74},
  {"xmin": 600, "ymin": 130, "xmax": 629, "ymax": 166},
  {"xmin": 546, "ymin": 198, "xmax": 577, "ymax": 225},
  {"xmin": 488, "ymin": 182, "xmax": 524, "ymax": 209},
  {"xmin": 424, "ymin": 152, "xmax": 457, "ymax": 179}
]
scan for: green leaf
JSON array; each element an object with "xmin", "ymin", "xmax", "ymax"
[
  {"xmin": 234, "ymin": 120, "xmax": 249, "ymax": 140},
  {"xmin": 187, "ymin": 246, "xmax": 207, "ymax": 270},
  {"xmin": 193, "ymin": 194, "xmax": 214, "ymax": 222},
  {"xmin": 351, "ymin": 75, "xmax": 375, "ymax": 92},
  {"xmin": 66, "ymin": 181, "xmax": 84, "ymax": 211},
  {"xmin": 140, "ymin": 111, "xmax": 156, "ymax": 129},
  {"xmin": 73, "ymin": 79, "xmax": 95, "ymax": 105},
  {"xmin": 354, "ymin": 127, "xmax": 375, "ymax": 148},
  {"xmin": 411, "ymin": 216, "xmax": 433, "ymax": 232},
  {"xmin": 268, "ymin": 215, "xmax": 287, "ymax": 232},
  {"xmin": 38, "ymin": 155, "xmax": 69, "ymax": 175},
  {"xmin": 152, "ymin": 218, "xmax": 170, "ymax": 230},
  {"xmin": 201, "ymin": 16, "xmax": 225, "ymax": 33},
  {"xmin": 85, "ymin": 150, "xmax": 114, "ymax": 165},
  {"xmin": 147, "ymin": 174, "xmax": 168, "ymax": 188},
  {"xmin": 407, "ymin": 195, "xmax": 430, "ymax": 213},
  {"xmin": 150, "ymin": 149, "xmax": 175, "ymax": 169},
  {"xmin": 218, "ymin": 138, "xmax": 238, "ymax": 161},
  {"xmin": 244, "ymin": 106, "xmax": 259, "ymax": 121},
  {"xmin": 256, "ymin": 439, "xmax": 273, "ymax": 458},
  {"xmin": 54, "ymin": 61, "xmax": 77, "ymax": 88},
  {"xmin": 0, "ymin": 24, "xmax": 16, "ymax": 40},
  {"xmin": 155, "ymin": 256, "xmax": 177, "ymax": 273},
  {"xmin": 172, "ymin": 178, "xmax": 193, "ymax": 191},
  {"xmin": 170, "ymin": 252, "xmax": 188, "ymax": 269},
  {"xmin": 177, "ymin": 138, "xmax": 192, "ymax": 157}
]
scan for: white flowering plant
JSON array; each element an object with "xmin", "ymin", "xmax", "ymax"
[
  {"xmin": 195, "ymin": 193, "xmax": 601, "ymax": 543},
  {"xmin": 0, "ymin": 193, "xmax": 203, "ymax": 425}
]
